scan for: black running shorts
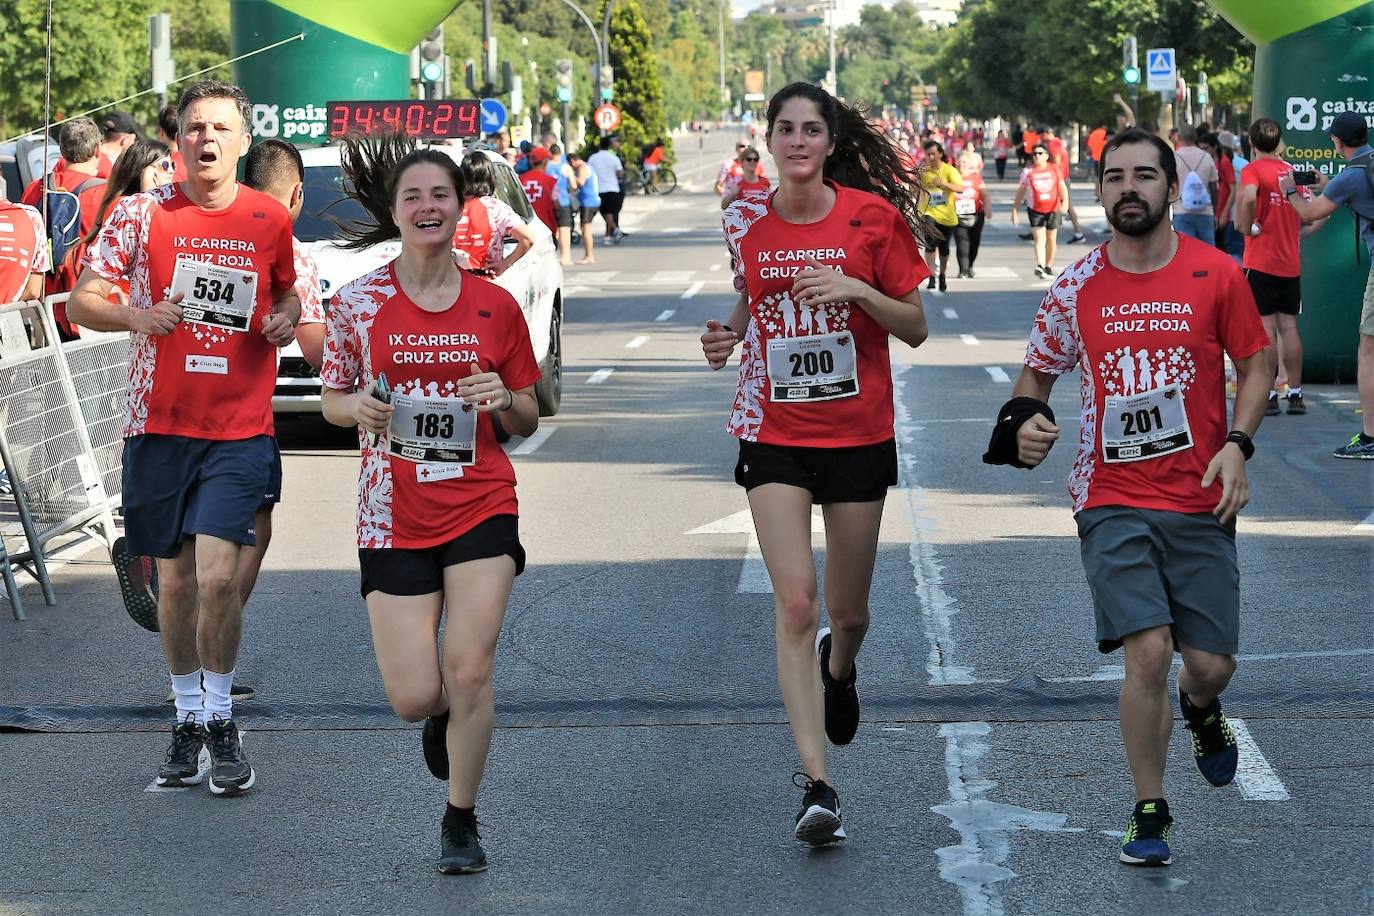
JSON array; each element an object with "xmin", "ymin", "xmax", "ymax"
[
  {"xmin": 1027, "ymin": 209, "xmax": 1063, "ymax": 230},
  {"xmin": 1245, "ymin": 268, "xmax": 1302, "ymax": 317},
  {"xmin": 358, "ymin": 514, "xmax": 526, "ymax": 598},
  {"xmin": 734, "ymin": 439, "xmax": 898, "ymax": 505}
]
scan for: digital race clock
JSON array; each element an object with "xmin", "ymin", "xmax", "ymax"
[{"xmin": 326, "ymin": 100, "xmax": 482, "ymax": 140}]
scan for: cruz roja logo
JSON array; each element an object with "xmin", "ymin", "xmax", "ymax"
[{"xmin": 1287, "ymin": 97, "xmax": 1318, "ymax": 132}]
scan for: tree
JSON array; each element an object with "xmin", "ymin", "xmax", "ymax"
[{"xmin": 600, "ymin": 0, "xmax": 668, "ymax": 158}]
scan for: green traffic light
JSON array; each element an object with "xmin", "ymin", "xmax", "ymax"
[
  {"xmin": 421, "ymin": 61, "xmax": 444, "ymax": 82},
  {"xmin": 1123, "ymin": 66, "xmax": 1140, "ymax": 85}
]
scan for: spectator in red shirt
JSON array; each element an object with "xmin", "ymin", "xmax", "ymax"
[
  {"xmin": 1044, "ymin": 127, "xmax": 1086, "ymax": 243},
  {"xmin": 21, "ymin": 117, "xmax": 104, "ymax": 208},
  {"xmin": 96, "ymin": 111, "xmax": 141, "ymax": 178},
  {"xmin": 519, "ymin": 147, "xmax": 559, "ymax": 234},
  {"xmin": 157, "ymin": 104, "xmax": 188, "ymax": 182}
]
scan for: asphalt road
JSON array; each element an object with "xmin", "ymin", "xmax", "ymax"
[{"xmin": 0, "ymin": 129, "xmax": 1370, "ymax": 916}]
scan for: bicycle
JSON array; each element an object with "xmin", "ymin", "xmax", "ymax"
[{"xmin": 624, "ymin": 164, "xmax": 677, "ymax": 196}]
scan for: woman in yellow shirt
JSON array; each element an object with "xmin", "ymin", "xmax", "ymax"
[{"xmin": 918, "ymin": 140, "xmax": 963, "ymax": 294}]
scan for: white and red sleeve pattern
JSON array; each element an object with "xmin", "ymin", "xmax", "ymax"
[
  {"xmin": 722, "ymin": 196, "xmax": 771, "ymax": 441},
  {"xmin": 86, "ymin": 187, "xmax": 172, "ymax": 438},
  {"xmin": 291, "ymin": 238, "xmax": 325, "ymax": 324},
  {"xmin": 20, "ymin": 205, "xmax": 50, "ymax": 273},
  {"xmin": 320, "ymin": 265, "xmax": 395, "ymax": 547},
  {"xmin": 480, "ymin": 198, "xmax": 525, "ymax": 269},
  {"xmin": 1026, "ymin": 247, "xmax": 1105, "ymax": 512}
]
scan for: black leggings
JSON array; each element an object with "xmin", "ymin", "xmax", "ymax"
[
  {"xmin": 995, "ymin": 158, "xmax": 1007, "ymax": 180},
  {"xmin": 953, "ymin": 212, "xmax": 985, "ymax": 275}
]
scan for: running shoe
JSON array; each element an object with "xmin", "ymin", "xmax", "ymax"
[
  {"xmin": 926, "ymin": 276, "xmax": 936, "ymax": 290},
  {"xmin": 1179, "ymin": 688, "xmax": 1238, "ymax": 787},
  {"xmin": 156, "ymin": 714, "xmax": 208, "ymax": 788},
  {"xmin": 205, "ymin": 715, "xmax": 256, "ymax": 796},
  {"xmin": 439, "ymin": 809, "xmax": 488, "ymax": 874},
  {"xmin": 1119, "ymin": 799, "xmax": 1173, "ymax": 866},
  {"xmin": 1069, "ymin": 232, "xmax": 1086, "ymax": 243},
  {"xmin": 938, "ymin": 275, "xmax": 948, "ymax": 293},
  {"xmin": 792, "ymin": 773, "xmax": 846, "ymax": 846},
  {"xmin": 1018, "ymin": 232, "xmax": 1033, "ymax": 241},
  {"xmin": 1265, "ymin": 392, "xmax": 1281, "ymax": 416},
  {"xmin": 1034, "ymin": 265, "xmax": 1048, "ymax": 279},
  {"xmin": 111, "ymin": 537, "xmax": 159, "ymax": 632},
  {"xmin": 1286, "ymin": 393, "xmax": 1306, "ymax": 415},
  {"xmin": 422, "ymin": 710, "xmax": 450, "ymax": 780},
  {"xmin": 1332, "ymin": 434, "xmax": 1374, "ymax": 460},
  {"xmin": 816, "ymin": 627, "xmax": 859, "ymax": 746}
]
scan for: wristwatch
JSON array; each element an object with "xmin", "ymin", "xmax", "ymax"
[{"xmin": 1226, "ymin": 430, "xmax": 1254, "ymax": 460}]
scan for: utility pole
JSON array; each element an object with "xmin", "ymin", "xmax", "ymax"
[
  {"xmin": 719, "ymin": 1, "xmax": 727, "ymax": 118},
  {"xmin": 825, "ymin": 0, "xmax": 837, "ymax": 96}
]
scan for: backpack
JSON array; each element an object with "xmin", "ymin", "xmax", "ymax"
[
  {"xmin": 1346, "ymin": 149, "xmax": 1374, "ymax": 263},
  {"xmin": 1177, "ymin": 150, "xmax": 1211, "ymax": 210},
  {"xmin": 39, "ymin": 177, "xmax": 103, "ymax": 273}
]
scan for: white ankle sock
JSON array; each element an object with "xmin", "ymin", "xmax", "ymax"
[
  {"xmin": 202, "ymin": 668, "xmax": 235, "ymax": 721},
  {"xmin": 170, "ymin": 670, "xmax": 204, "ymax": 725},
  {"xmin": 1288, "ymin": 387, "xmax": 1302, "ymax": 397}
]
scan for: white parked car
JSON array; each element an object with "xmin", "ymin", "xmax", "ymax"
[{"xmin": 274, "ymin": 145, "xmax": 564, "ymax": 416}]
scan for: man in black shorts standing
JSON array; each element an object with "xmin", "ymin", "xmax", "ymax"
[{"xmin": 996, "ymin": 128, "xmax": 1270, "ymax": 866}]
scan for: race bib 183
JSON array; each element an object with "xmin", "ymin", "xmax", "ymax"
[{"xmin": 388, "ymin": 394, "xmax": 477, "ymax": 465}]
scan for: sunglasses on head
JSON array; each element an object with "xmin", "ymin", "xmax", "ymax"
[{"xmin": 1033, "ymin": 149, "xmax": 1048, "ymax": 155}]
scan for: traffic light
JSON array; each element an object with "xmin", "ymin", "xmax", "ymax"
[
  {"xmin": 1196, "ymin": 71, "xmax": 1209, "ymax": 106},
  {"xmin": 1122, "ymin": 35, "xmax": 1139, "ymax": 85},
  {"xmin": 419, "ymin": 26, "xmax": 445, "ymax": 97},
  {"xmin": 599, "ymin": 64, "xmax": 614, "ymax": 101},
  {"xmin": 555, "ymin": 59, "xmax": 574, "ymax": 104}
]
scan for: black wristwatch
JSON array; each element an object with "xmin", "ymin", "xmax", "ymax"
[{"xmin": 1226, "ymin": 430, "xmax": 1254, "ymax": 460}]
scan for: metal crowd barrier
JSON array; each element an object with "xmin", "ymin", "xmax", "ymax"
[{"xmin": 0, "ymin": 294, "xmax": 127, "ymax": 620}]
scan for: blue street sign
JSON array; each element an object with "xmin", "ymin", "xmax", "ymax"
[
  {"xmin": 1146, "ymin": 48, "xmax": 1175, "ymax": 92},
  {"xmin": 480, "ymin": 98, "xmax": 508, "ymax": 134}
]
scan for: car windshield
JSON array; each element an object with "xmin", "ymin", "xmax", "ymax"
[{"xmin": 295, "ymin": 163, "xmax": 369, "ymax": 243}]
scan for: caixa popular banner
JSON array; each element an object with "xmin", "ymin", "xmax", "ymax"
[
  {"xmin": 229, "ymin": 1, "xmax": 454, "ymax": 145},
  {"xmin": 1211, "ymin": 0, "xmax": 1374, "ymax": 382}
]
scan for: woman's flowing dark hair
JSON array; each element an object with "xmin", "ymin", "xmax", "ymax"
[
  {"xmin": 765, "ymin": 82, "xmax": 928, "ymax": 243},
  {"xmin": 80, "ymin": 139, "xmax": 170, "ymax": 246},
  {"xmin": 459, "ymin": 152, "xmax": 496, "ymax": 200},
  {"xmin": 335, "ymin": 131, "xmax": 465, "ymax": 251}
]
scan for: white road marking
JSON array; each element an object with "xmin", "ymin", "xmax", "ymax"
[
  {"xmin": 960, "ymin": 334, "xmax": 980, "ymax": 346},
  {"xmin": 1355, "ymin": 510, "xmax": 1374, "ymax": 533},
  {"xmin": 709, "ymin": 263, "xmax": 722, "ymax": 272},
  {"xmin": 681, "ymin": 281, "xmax": 705, "ymax": 299},
  {"xmin": 661, "ymin": 226, "xmax": 690, "ymax": 234},
  {"xmin": 1228, "ymin": 718, "xmax": 1291, "ymax": 801},
  {"xmin": 574, "ymin": 271, "xmax": 618, "ymax": 284},
  {"xmin": 942, "ymin": 307, "xmax": 959, "ymax": 320},
  {"xmin": 933, "ymin": 723, "xmax": 1082, "ymax": 916},
  {"xmin": 688, "ymin": 510, "xmax": 822, "ymax": 594},
  {"xmin": 1236, "ymin": 647, "xmax": 1374, "ymax": 662},
  {"xmin": 985, "ymin": 367, "xmax": 1010, "ymax": 384},
  {"xmin": 626, "ymin": 335, "xmax": 651, "ymax": 349},
  {"xmin": 562, "ymin": 285, "xmax": 597, "ymax": 297},
  {"xmin": 510, "ymin": 426, "xmax": 556, "ymax": 455},
  {"xmin": 649, "ymin": 270, "xmax": 695, "ymax": 285},
  {"xmin": 587, "ymin": 368, "xmax": 615, "ymax": 384},
  {"xmin": 655, "ymin": 309, "xmax": 676, "ymax": 321}
]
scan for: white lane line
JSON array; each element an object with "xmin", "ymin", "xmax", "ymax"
[
  {"xmin": 738, "ymin": 531, "xmax": 772, "ymax": 593},
  {"xmin": 942, "ymin": 307, "xmax": 959, "ymax": 320},
  {"xmin": 985, "ymin": 367, "xmax": 1010, "ymax": 384},
  {"xmin": 649, "ymin": 270, "xmax": 695, "ymax": 285},
  {"xmin": 1228, "ymin": 719, "xmax": 1291, "ymax": 801},
  {"xmin": 626, "ymin": 335, "xmax": 651, "ymax": 349},
  {"xmin": 1355, "ymin": 510, "xmax": 1374, "ymax": 533},
  {"xmin": 933, "ymin": 723, "xmax": 1081, "ymax": 916},
  {"xmin": 1236, "ymin": 648, "xmax": 1374, "ymax": 662},
  {"xmin": 573, "ymin": 271, "xmax": 618, "ymax": 284},
  {"xmin": 587, "ymin": 368, "xmax": 615, "ymax": 384},
  {"xmin": 661, "ymin": 226, "xmax": 690, "ymax": 234},
  {"xmin": 681, "ymin": 281, "xmax": 705, "ymax": 299},
  {"xmin": 960, "ymin": 334, "xmax": 980, "ymax": 346},
  {"xmin": 655, "ymin": 309, "xmax": 676, "ymax": 321},
  {"xmin": 510, "ymin": 426, "xmax": 557, "ymax": 455},
  {"xmin": 709, "ymin": 263, "xmax": 722, "ymax": 272}
]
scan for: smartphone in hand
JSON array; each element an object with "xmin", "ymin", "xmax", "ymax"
[{"xmin": 368, "ymin": 372, "xmax": 391, "ymax": 446}]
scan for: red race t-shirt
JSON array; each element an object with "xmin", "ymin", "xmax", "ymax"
[
  {"xmin": 723, "ymin": 182, "xmax": 929, "ymax": 447},
  {"xmin": 1021, "ymin": 165, "xmax": 1061, "ymax": 213},
  {"xmin": 520, "ymin": 169, "xmax": 558, "ymax": 234},
  {"xmin": 86, "ymin": 183, "xmax": 296, "ymax": 440},
  {"xmin": 320, "ymin": 263, "xmax": 541, "ymax": 549},
  {"xmin": 1048, "ymin": 138, "xmax": 1070, "ymax": 180},
  {"xmin": 0, "ymin": 201, "xmax": 50, "ymax": 302},
  {"xmin": 1024, "ymin": 236, "xmax": 1268, "ymax": 515},
  {"xmin": 1240, "ymin": 157, "xmax": 1309, "ymax": 278}
]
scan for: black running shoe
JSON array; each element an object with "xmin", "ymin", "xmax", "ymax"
[
  {"xmin": 938, "ymin": 275, "xmax": 947, "ymax": 293},
  {"xmin": 156, "ymin": 714, "xmax": 208, "ymax": 787},
  {"xmin": 1119, "ymin": 798, "xmax": 1173, "ymax": 866},
  {"xmin": 1265, "ymin": 392, "xmax": 1281, "ymax": 416},
  {"xmin": 112, "ymin": 537, "xmax": 159, "ymax": 632},
  {"xmin": 816, "ymin": 627, "xmax": 859, "ymax": 746},
  {"xmin": 439, "ymin": 809, "xmax": 489, "ymax": 874},
  {"xmin": 205, "ymin": 715, "xmax": 257, "ymax": 796},
  {"xmin": 792, "ymin": 773, "xmax": 846, "ymax": 845},
  {"xmin": 1180, "ymin": 687, "xmax": 1238, "ymax": 787},
  {"xmin": 1286, "ymin": 393, "xmax": 1306, "ymax": 415},
  {"xmin": 422, "ymin": 710, "xmax": 450, "ymax": 780}
]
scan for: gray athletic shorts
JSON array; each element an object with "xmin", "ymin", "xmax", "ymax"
[{"xmin": 1076, "ymin": 506, "xmax": 1239, "ymax": 655}]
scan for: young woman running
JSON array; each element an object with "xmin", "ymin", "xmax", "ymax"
[
  {"xmin": 700, "ymin": 82, "xmax": 930, "ymax": 846},
  {"xmin": 452, "ymin": 152, "xmax": 536, "ymax": 277},
  {"xmin": 320, "ymin": 134, "xmax": 541, "ymax": 875}
]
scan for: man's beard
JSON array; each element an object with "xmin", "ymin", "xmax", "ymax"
[{"xmin": 1107, "ymin": 193, "xmax": 1168, "ymax": 236}]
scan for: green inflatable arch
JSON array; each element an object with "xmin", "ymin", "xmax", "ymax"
[
  {"xmin": 1211, "ymin": 0, "xmax": 1374, "ymax": 382},
  {"xmin": 229, "ymin": 0, "xmax": 452, "ymax": 145}
]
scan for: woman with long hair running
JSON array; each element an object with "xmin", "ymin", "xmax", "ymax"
[
  {"xmin": 453, "ymin": 151, "xmax": 536, "ymax": 277},
  {"xmin": 319, "ymin": 133, "xmax": 541, "ymax": 874},
  {"xmin": 700, "ymin": 82, "xmax": 930, "ymax": 846}
]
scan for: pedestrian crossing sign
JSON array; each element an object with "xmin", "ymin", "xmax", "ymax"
[{"xmin": 1146, "ymin": 48, "xmax": 1175, "ymax": 91}]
